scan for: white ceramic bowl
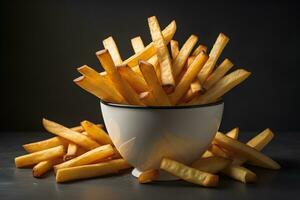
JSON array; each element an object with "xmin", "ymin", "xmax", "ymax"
[{"xmin": 100, "ymin": 101, "xmax": 224, "ymax": 180}]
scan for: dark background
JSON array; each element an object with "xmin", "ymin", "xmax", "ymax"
[{"xmin": 1, "ymin": 0, "xmax": 299, "ymax": 132}]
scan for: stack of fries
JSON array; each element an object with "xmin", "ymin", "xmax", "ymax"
[
  {"xmin": 73, "ymin": 16, "xmax": 251, "ymax": 106},
  {"xmin": 15, "ymin": 119, "xmax": 280, "ymax": 186}
]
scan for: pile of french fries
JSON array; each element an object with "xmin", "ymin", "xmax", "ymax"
[
  {"xmin": 15, "ymin": 119, "xmax": 280, "ymax": 186},
  {"xmin": 74, "ymin": 16, "xmax": 251, "ymax": 106}
]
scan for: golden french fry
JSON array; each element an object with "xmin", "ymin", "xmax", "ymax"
[
  {"xmin": 192, "ymin": 156, "xmax": 231, "ymax": 174},
  {"xmin": 172, "ymin": 35, "xmax": 198, "ymax": 78},
  {"xmin": 123, "ymin": 20, "xmax": 176, "ymax": 67},
  {"xmin": 54, "ymin": 144, "xmax": 114, "ymax": 172},
  {"xmin": 170, "ymin": 40, "xmax": 179, "ymax": 59},
  {"xmin": 138, "ymin": 169, "xmax": 159, "ymax": 183},
  {"xmin": 192, "ymin": 44, "xmax": 207, "ymax": 56},
  {"xmin": 131, "ymin": 36, "xmax": 145, "ymax": 53},
  {"xmin": 139, "ymin": 61, "xmax": 171, "ymax": 106},
  {"xmin": 23, "ymin": 137, "xmax": 68, "ymax": 153},
  {"xmin": 117, "ymin": 65, "xmax": 148, "ymax": 93},
  {"xmin": 33, "ymin": 158, "xmax": 63, "ymax": 178},
  {"xmin": 139, "ymin": 91, "xmax": 158, "ymax": 106},
  {"xmin": 180, "ymin": 88, "xmax": 199, "ymax": 103},
  {"xmin": 233, "ymin": 128, "xmax": 274, "ymax": 165},
  {"xmin": 56, "ymin": 159, "xmax": 131, "ymax": 183},
  {"xmin": 190, "ymin": 69, "xmax": 251, "ymax": 105},
  {"xmin": 96, "ymin": 50, "xmax": 143, "ymax": 105},
  {"xmin": 103, "ymin": 36, "xmax": 123, "ymax": 65},
  {"xmin": 201, "ymin": 150, "xmax": 214, "ymax": 158},
  {"xmin": 160, "ymin": 158, "xmax": 218, "ymax": 187},
  {"xmin": 148, "ymin": 16, "xmax": 175, "ymax": 92},
  {"xmin": 169, "ymin": 52, "xmax": 208, "ymax": 104},
  {"xmin": 203, "ymin": 58, "xmax": 234, "ymax": 90},
  {"xmin": 15, "ymin": 145, "xmax": 65, "ymax": 168},
  {"xmin": 226, "ymin": 127, "xmax": 239, "ymax": 139},
  {"xmin": 63, "ymin": 143, "xmax": 78, "ymax": 161},
  {"xmin": 77, "ymin": 65, "xmax": 125, "ymax": 103},
  {"xmin": 198, "ymin": 33, "xmax": 229, "ymax": 84},
  {"xmin": 81, "ymin": 120, "xmax": 113, "ymax": 145},
  {"xmin": 214, "ymin": 132, "xmax": 280, "ymax": 170},
  {"xmin": 43, "ymin": 118, "xmax": 100, "ymax": 150},
  {"xmin": 222, "ymin": 165, "xmax": 257, "ymax": 183}
]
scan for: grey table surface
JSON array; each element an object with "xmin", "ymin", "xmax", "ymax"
[{"xmin": 0, "ymin": 131, "xmax": 299, "ymax": 200}]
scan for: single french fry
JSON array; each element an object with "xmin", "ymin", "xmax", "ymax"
[
  {"xmin": 148, "ymin": 16, "xmax": 175, "ymax": 92},
  {"xmin": 56, "ymin": 159, "xmax": 131, "ymax": 183},
  {"xmin": 33, "ymin": 158, "xmax": 63, "ymax": 178},
  {"xmin": 201, "ymin": 150, "xmax": 214, "ymax": 158},
  {"xmin": 63, "ymin": 143, "xmax": 78, "ymax": 161},
  {"xmin": 139, "ymin": 61, "xmax": 171, "ymax": 106},
  {"xmin": 160, "ymin": 158, "xmax": 218, "ymax": 187},
  {"xmin": 103, "ymin": 36, "xmax": 123, "ymax": 65},
  {"xmin": 117, "ymin": 65, "xmax": 148, "ymax": 93},
  {"xmin": 81, "ymin": 120, "xmax": 113, "ymax": 145},
  {"xmin": 15, "ymin": 145, "xmax": 65, "ymax": 168},
  {"xmin": 139, "ymin": 91, "xmax": 158, "ymax": 106},
  {"xmin": 131, "ymin": 36, "xmax": 145, "ymax": 53},
  {"xmin": 77, "ymin": 65, "xmax": 125, "ymax": 103},
  {"xmin": 169, "ymin": 52, "xmax": 208, "ymax": 104},
  {"xmin": 192, "ymin": 44, "xmax": 207, "ymax": 56},
  {"xmin": 226, "ymin": 127, "xmax": 239, "ymax": 140},
  {"xmin": 170, "ymin": 40, "xmax": 179, "ymax": 59},
  {"xmin": 190, "ymin": 69, "xmax": 251, "ymax": 105},
  {"xmin": 23, "ymin": 137, "xmax": 68, "ymax": 153},
  {"xmin": 198, "ymin": 33, "xmax": 229, "ymax": 84},
  {"xmin": 192, "ymin": 156, "xmax": 231, "ymax": 174},
  {"xmin": 43, "ymin": 118, "xmax": 100, "ymax": 150},
  {"xmin": 203, "ymin": 58, "xmax": 234, "ymax": 90},
  {"xmin": 172, "ymin": 35, "xmax": 198, "ymax": 78},
  {"xmin": 222, "ymin": 165, "xmax": 257, "ymax": 183},
  {"xmin": 54, "ymin": 144, "xmax": 114, "ymax": 172},
  {"xmin": 123, "ymin": 20, "xmax": 176, "ymax": 67},
  {"xmin": 138, "ymin": 169, "xmax": 159, "ymax": 183},
  {"xmin": 233, "ymin": 128, "xmax": 274, "ymax": 165},
  {"xmin": 96, "ymin": 50, "xmax": 143, "ymax": 105},
  {"xmin": 214, "ymin": 132, "xmax": 280, "ymax": 170},
  {"xmin": 74, "ymin": 76, "xmax": 126, "ymax": 104}
]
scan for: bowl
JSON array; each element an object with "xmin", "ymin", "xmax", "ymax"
[{"xmin": 100, "ymin": 100, "xmax": 224, "ymax": 180}]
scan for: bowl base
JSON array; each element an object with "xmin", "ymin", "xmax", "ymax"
[{"xmin": 131, "ymin": 168, "xmax": 179, "ymax": 181}]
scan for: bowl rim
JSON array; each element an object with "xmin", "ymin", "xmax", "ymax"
[{"xmin": 100, "ymin": 99, "xmax": 223, "ymax": 110}]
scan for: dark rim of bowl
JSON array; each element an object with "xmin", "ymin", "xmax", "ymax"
[{"xmin": 100, "ymin": 99, "xmax": 223, "ymax": 109}]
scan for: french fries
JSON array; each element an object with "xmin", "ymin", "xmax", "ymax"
[
  {"xmin": 160, "ymin": 158, "xmax": 219, "ymax": 187},
  {"xmin": 43, "ymin": 118, "xmax": 100, "ymax": 150},
  {"xmin": 103, "ymin": 36, "xmax": 123, "ymax": 65},
  {"xmin": 148, "ymin": 16, "xmax": 175, "ymax": 92},
  {"xmin": 214, "ymin": 132, "xmax": 280, "ymax": 170},
  {"xmin": 189, "ymin": 69, "xmax": 251, "ymax": 105},
  {"xmin": 172, "ymin": 35, "xmax": 198, "ymax": 78},
  {"xmin": 192, "ymin": 45, "xmax": 207, "ymax": 56},
  {"xmin": 170, "ymin": 40, "xmax": 179, "ymax": 59},
  {"xmin": 81, "ymin": 120, "xmax": 113, "ymax": 145},
  {"xmin": 56, "ymin": 159, "xmax": 131, "ymax": 183},
  {"xmin": 138, "ymin": 169, "xmax": 159, "ymax": 183},
  {"xmin": 139, "ymin": 61, "xmax": 171, "ymax": 106},
  {"xmin": 15, "ymin": 145, "xmax": 65, "ymax": 168},
  {"xmin": 96, "ymin": 50, "xmax": 143, "ymax": 105},
  {"xmin": 226, "ymin": 127, "xmax": 239, "ymax": 140},
  {"xmin": 123, "ymin": 20, "xmax": 176, "ymax": 67},
  {"xmin": 139, "ymin": 91, "xmax": 158, "ymax": 106},
  {"xmin": 54, "ymin": 144, "xmax": 114, "ymax": 171},
  {"xmin": 169, "ymin": 52, "xmax": 208, "ymax": 104},
  {"xmin": 131, "ymin": 36, "xmax": 145, "ymax": 53},
  {"xmin": 198, "ymin": 33, "xmax": 229, "ymax": 84},
  {"xmin": 203, "ymin": 59, "xmax": 234, "ymax": 90}
]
